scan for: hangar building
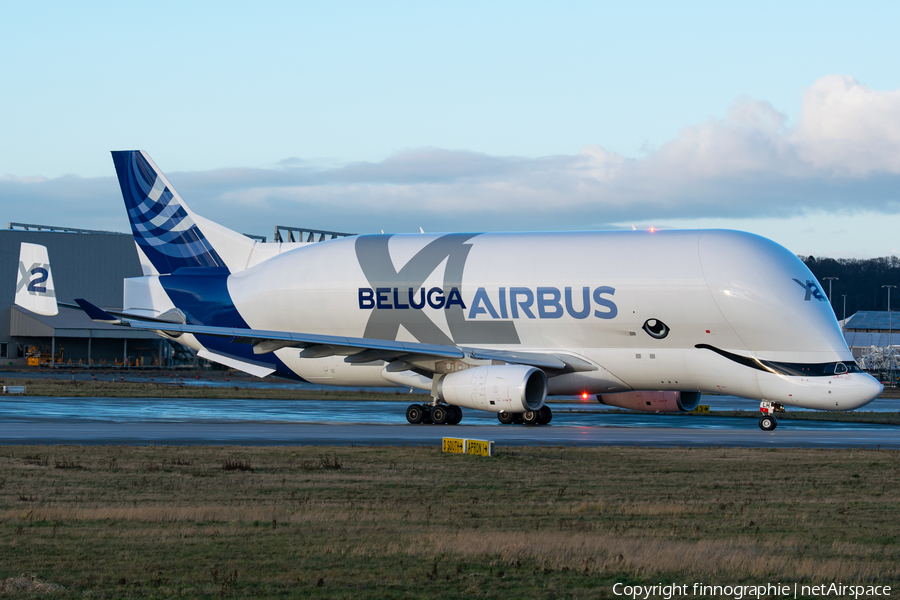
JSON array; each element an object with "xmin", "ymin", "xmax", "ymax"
[
  {"xmin": 842, "ymin": 311, "xmax": 900, "ymax": 359},
  {"xmin": 1, "ymin": 223, "xmax": 164, "ymax": 368},
  {"xmin": 2, "ymin": 223, "xmax": 353, "ymax": 369}
]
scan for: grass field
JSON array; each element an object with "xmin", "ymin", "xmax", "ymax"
[{"xmin": 1, "ymin": 445, "xmax": 898, "ymax": 598}]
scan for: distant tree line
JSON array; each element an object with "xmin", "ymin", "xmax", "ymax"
[{"xmin": 802, "ymin": 256, "xmax": 900, "ymax": 319}]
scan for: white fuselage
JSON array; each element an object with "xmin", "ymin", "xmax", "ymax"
[{"xmin": 128, "ymin": 229, "xmax": 882, "ymax": 411}]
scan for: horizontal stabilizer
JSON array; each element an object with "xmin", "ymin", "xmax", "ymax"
[{"xmin": 74, "ymin": 299, "xmax": 121, "ymax": 323}]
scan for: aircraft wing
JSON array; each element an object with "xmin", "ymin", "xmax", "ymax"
[{"xmin": 74, "ymin": 299, "xmax": 595, "ymax": 373}]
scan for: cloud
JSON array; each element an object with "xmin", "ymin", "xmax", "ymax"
[
  {"xmin": 2, "ymin": 174, "xmax": 50, "ymax": 184},
  {"xmin": 796, "ymin": 75, "xmax": 900, "ymax": 175},
  {"xmin": 0, "ymin": 173, "xmax": 127, "ymax": 232},
  {"xmin": 2, "ymin": 75, "xmax": 900, "ymax": 236}
]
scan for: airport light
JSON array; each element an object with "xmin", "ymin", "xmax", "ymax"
[
  {"xmin": 823, "ymin": 277, "xmax": 839, "ymax": 313},
  {"xmin": 884, "ymin": 285, "xmax": 896, "ymax": 388}
]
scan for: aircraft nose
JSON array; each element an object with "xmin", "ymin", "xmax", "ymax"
[{"xmin": 853, "ymin": 373, "xmax": 883, "ymax": 409}]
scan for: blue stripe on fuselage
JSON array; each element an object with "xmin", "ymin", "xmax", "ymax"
[{"xmin": 159, "ymin": 267, "xmax": 303, "ymax": 382}]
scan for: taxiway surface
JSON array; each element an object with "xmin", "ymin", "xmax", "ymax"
[{"xmin": 0, "ymin": 396, "xmax": 897, "ymax": 448}]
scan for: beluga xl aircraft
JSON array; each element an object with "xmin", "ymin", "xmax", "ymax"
[{"xmin": 16, "ymin": 151, "xmax": 882, "ymax": 430}]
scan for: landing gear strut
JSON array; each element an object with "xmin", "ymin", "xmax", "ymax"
[{"xmin": 758, "ymin": 400, "xmax": 784, "ymax": 431}]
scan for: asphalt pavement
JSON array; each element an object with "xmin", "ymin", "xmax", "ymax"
[{"xmin": 0, "ymin": 396, "xmax": 897, "ymax": 447}]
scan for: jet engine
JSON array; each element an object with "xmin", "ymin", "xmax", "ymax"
[
  {"xmin": 597, "ymin": 390, "xmax": 701, "ymax": 412},
  {"xmin": 435, "ymin": 365, "xmax": 547, "ymax": 414}
]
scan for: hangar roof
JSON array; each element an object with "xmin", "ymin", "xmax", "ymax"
[
  {"xmin": 844, "ymin": 331, "xmax": 900, "ymax": 348},
  {"xmin": 843, "ymin": 311, "xmax": 900, "ymax": 331},
  {"xmin": 10, "ymin": 306, "xmax": 158, "ymax": 339}
]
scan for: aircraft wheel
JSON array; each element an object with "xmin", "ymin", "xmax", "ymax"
[
  {"xmin": 406, "ymin": 404, "xmax": 425, "ymax": 424},
  {"xmin": 450, "ymin": 406, "xmax": 463, "ymax": 424},
  {"xmin": 759, "ymin": 415, "xmax": 777, "ymax": 431},
  {"xmin": 513, "ymin": 413, "xmax": 524, "ymax": 424},
  {"xmin": 431, "ymin": 405, "xmax": 449, "ymax": 425},
  {"xmin": 523, "ymin": 410, "xmax": 541, "ymax": 425},
  {"xmin": 538, "ymin": 406, "xmax": 553, "ymax": 424},
  {"xmin": 498, "ymin": 411, "xmax": 515, "ymax": 425}
]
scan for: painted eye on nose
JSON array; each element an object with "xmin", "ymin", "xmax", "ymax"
[{"xmin": 643, "ymin": 318, "xmax": 670, "ymax": 339}]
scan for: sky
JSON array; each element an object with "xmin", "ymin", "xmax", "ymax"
[{"xmin": 2, "ymin": 1, "xmax": 900, "ymax": 258}]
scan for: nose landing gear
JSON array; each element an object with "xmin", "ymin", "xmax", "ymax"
[{"xmin": 758, "ymin": 400, "xmax": 785, "ymax": 431}]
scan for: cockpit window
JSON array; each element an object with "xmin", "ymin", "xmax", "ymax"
[
  {"xmin": 760, "ymin": 359, "xmax": 861, "ymax": 377},
  {"xmin": 695, "ymin": 344, "xmax": 863, "ymax": 377}
]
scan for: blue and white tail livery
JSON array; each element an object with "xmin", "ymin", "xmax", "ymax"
[
  {"xmin": 112, "ymin": 151, "xmax": 224, "ymax": 274},
  {"xmin": 111, "ymin": 151, "xmax": 286, "ymax": 276},
  {"xmin": 71, "ymin": 151, "xmax": 887, "ymax": 430},
  {"xmin": 15, "ymin": 243, "xmax": 58, "ymax": 316}
]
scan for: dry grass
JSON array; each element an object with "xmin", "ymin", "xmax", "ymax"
[
  {"xmin": 0, "ymin": 445, "xmax": 897, "ymax": 598},
  {"xmin": 221, "ymin": 459, "xmax": 252, "ymax": 472},
  {"xmin": 0, "ymin": 574, "xmax": 64, "ymax": 593},
  {"xmin": 407, "ymin": 531, "xmax": 891, "ymax": 581}
]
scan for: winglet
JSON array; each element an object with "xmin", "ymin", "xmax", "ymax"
[{"xmin": 74, "ymin": 299, "xmax": 124, "ymax": 324}]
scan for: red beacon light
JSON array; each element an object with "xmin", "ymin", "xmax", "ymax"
[
  {"xmin": 581, "ymin": 392, "xmax": 589, "ymax": 400},
  {"xmin": 649, "ymin": 227, "xmax": 656, "ymax": 233}
]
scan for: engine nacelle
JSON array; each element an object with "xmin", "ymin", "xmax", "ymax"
[
  {"xmin": 435, "ymin": 365, "xmax": 547, "ymax": 414},
  {"xmin": 597, "ymin": 390, "xmax": 701, "ymax": 413}
]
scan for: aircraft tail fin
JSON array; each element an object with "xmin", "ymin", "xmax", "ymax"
[
  {"xmin": 15, "ymin": 243, "xmax": 58, "ymax": 316},
  {"xmin": 111, "ymin": 151, "xmax": 256, "ymax": 275}
]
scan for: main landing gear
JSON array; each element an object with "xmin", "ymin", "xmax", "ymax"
[
  {"xmin": 758, "ymin": 400, "xmax": 785, "ymax": 431},
  {"xmin": 497, "ymin": 406, "xmax": 553, "ymax": 426},
  {"xmin": 405, "ymin": 403, "xmax": 463, "ymax": 425},
  {"xmin": 404, "ymin": 402, "xmax": 553, "ymax": 426}
]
